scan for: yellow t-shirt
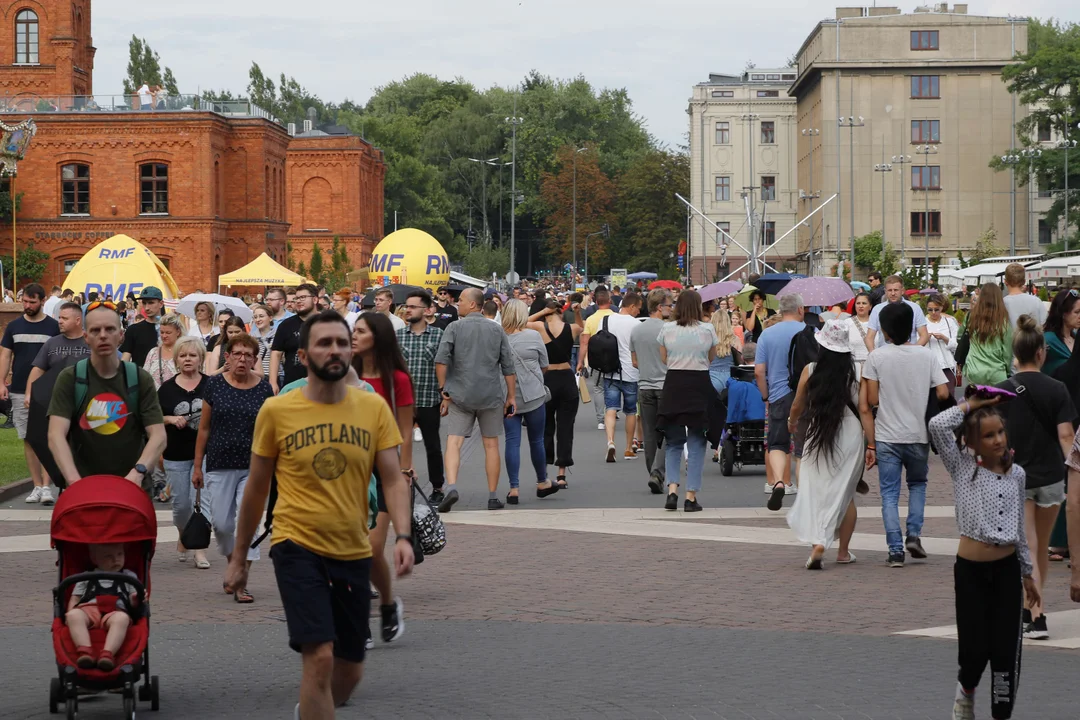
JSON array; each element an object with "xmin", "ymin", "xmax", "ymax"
[
  {"xmin": 251, "ymin": 386, "xmax": 403, "ymax": 561},
  {"xmin": 583, "ymin": 308, "xmax": 614, "ymax": 337}
]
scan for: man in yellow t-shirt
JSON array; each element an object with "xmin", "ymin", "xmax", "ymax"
[{"xmin": 225, "ymin": 311, "xmax": 413, "ymax": 720}]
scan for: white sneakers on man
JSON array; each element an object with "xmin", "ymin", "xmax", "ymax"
[
  {"xmin": 25, "ymin": 486, "xmax": 42, "ymax": 503},
  {"xmin": 40, "ymin": 486, "xmax": 54, "ymax": 506}
]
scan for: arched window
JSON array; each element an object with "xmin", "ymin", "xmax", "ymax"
[
  {"xmin": 61, "ymin": 164, "xmax": 90, "ymax": 215},
  {"xmin": 15, "ymin": 10, "xmax": 39, "ymax": 64},
  {"xmin": 140, "ymin": 163, "xmax": 169, "ymax": 214}
]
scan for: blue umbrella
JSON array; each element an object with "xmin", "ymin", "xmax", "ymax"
[
  {"xmin": 753, "ymin": 273, "xmax": 804, "ymax": 296},
  {"xmin": 851, "ymin": 281, "xmax": 871, "ymax": 292}
]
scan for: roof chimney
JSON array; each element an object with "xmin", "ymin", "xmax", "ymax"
[
  {"xmin": 302, "ymin": 119, "xmax": 313, "ymax": 133},
  {"xmin": 287, "ymin": 122, "xmax": 296, "ymax": 136}
]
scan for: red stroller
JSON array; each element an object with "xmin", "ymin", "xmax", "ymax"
[{"xmin": 49, "ymin": 475, "xmax": 160, "ymax": 719}]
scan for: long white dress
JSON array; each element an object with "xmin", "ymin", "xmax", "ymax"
[{"xmin": 786, "ymin": 365, "xmax": 864, "ymax": 549}]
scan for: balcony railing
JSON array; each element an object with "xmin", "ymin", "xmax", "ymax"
[{"xmin": 0, "ymin": 94, "xmax": 280, "ymax": 124}]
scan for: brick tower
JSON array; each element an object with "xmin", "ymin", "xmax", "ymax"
[{"xmin": 0, "ymin": 1, "xmax": 95, "ymax": 99}]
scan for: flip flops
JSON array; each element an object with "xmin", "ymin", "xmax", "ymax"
[{"xmin": 836, "ymin": 552, "xmax": 857, "ymax": 565}]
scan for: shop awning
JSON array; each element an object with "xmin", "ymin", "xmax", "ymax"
[{"xmin": 218, "ymin": 253, "xmax": 306, "ymax": 287}]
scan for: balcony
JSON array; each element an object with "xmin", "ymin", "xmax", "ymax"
[{"xmin": 0, "ymin": 94, "xmax": 280, "ymax": 124}]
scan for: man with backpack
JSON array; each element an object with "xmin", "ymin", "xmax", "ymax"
[
  {"xmin": 46, "ymin": 303, "xmax": 166, "ymax": 491},
  {"xmin": 755, "ymin": 293, "xmax": 809, "ymax": 509}
]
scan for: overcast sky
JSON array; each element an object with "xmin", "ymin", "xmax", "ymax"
[{"xmin": 93, "ymin": 1, "xmax": 1075, "ymax": 148}]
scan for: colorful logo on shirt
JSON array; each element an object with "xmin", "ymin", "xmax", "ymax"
[
  {"xmin": 79, "ymin": 393, "xmax": 130, "ymax": 435},
  {"xmin": 312, "ymin": 447, "xmax": 346, "ymax": 480}
]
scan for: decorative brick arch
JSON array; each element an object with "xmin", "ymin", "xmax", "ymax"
[{"xmin": 301, "ymin": 176, "xmax": 332, "ymax": 232}]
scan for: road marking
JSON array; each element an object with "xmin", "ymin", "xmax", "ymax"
[{"xmin": 897, "ymin": 609, "xmax": 1080, "ymax": 650}]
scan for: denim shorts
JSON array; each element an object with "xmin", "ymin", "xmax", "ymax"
[
  {"xmin": 603, "ymin": 378, "xmax": 638, "ymax": 413},
  {"xmin": 1026, "ymin": 481, "xmax": 1065, "ymax": 508}
]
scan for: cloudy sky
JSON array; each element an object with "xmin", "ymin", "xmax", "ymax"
[{"xmin": 93, "ymin": 1, "xmax": 1074, "ymax": 147}]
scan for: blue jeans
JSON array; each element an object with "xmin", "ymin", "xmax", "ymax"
[
  {"xmin": 664, "ymin": 425, "xmax": 708, "ymax": 493},
  {"xmin": 164, "ymin": 459, "xmax": 198, "ymax": 532},
  {"xmin": 603, "ymin": 378, "xmax": 638, "ymax": 413},
  {"xmin": 504, "ymin": 405, "xmax": 547, "ymax": 489},
  {"xmin": 877, "ymin": 442, "xmax": 928, "ymax": 554}
]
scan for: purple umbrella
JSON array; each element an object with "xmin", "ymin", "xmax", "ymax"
[
  {"xmin": 698, "ymin": 280, "xmax": 743, "ymax": 303},
  {"xmin": 776, "ymin": 277, "xmax": 854, "ymax": 306},
  {"xmin": 918, "ymin": 287, "xmax": 939, "ymax": 295}
]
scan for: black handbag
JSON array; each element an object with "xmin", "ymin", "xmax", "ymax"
[{"xmin": 180, "ymin": 489, "xmax": 212, "ymax": 550}]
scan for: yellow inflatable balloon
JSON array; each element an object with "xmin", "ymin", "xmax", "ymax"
[{"xmin": 368, "ymin": 229, "xmax": 450, "ymax": 295}]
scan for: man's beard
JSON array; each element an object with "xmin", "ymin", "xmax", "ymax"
[
  {"xmin": 408, "ymin": 313, "xmax": 426, "ymax": 326},
  {"xmin": 308, "ymin": 355, "xmax": 349, "ymax": 382}
]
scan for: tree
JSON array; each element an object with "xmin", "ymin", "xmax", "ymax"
[
  {"xmin": 283, "ymin": 241, "xmax": 296, "ymax": 271},
  {"xmin": 971, "ymin": 225, "xmax": 1003, "ymax": 262},
  {"xmin": 1, "ymin": 242, "xmax": 50, "ymax": 285},
  {"xmin": 614, "ymin": 149, "xmax": 688, "ymax": 274},
  {"xmin": 122, "ymin": 36, "xmax": 178, "ymax": 95},
  {"xmin": 308, "ymin": 242, "xmax": 325, "ymax": 286},
  {"xmin": 322, "ymin": 236, "xmax": 353, "ymax": 290},
  {"xmin": 539, "ymin": 143, "xmax": 616, "ymax": 265},
  {"xmin": 297, "ymin": 261, "xmax": 308, "ymax": 279},
  {"xmin": 852, "ymin": 230, "xmax": 898, "ymax": 275}
]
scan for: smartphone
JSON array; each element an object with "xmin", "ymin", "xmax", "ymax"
[
  {"xmin": 964, "ymin": 384, "xmax": 1017, "ymax": 401},
  {"xmin": 504, "ymin": 405, "xmax": 516, "ymax": 417}
]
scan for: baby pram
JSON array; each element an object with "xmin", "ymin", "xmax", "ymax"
[
  {"xmin": 49, "ymin": 475, "xmax": 160, "ymax": 719},
  {"xmin": 718, "ymin": 365, "xmax": 767, "ymax": 476}
]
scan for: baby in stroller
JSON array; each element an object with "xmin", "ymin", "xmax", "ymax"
[{"xmin": 66, "ymin": 543, "xmax": 141, "ymax": 672}]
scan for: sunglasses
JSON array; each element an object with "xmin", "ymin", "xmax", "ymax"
[{"xmin": 86, "ymin": 301, "xmax": 118, "ymax": 312}]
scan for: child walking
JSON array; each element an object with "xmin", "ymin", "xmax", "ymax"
[{"xmin": 928, "ymin": 395, "xmax": 1040, "ymax": 720}]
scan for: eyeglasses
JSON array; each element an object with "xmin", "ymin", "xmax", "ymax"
[
  {"xmin": 86, "ymin": 301, "xmax": 117, "ymax": 312},
  {"xmin": 228, "ymin": 351, "xmax": 256, "ymax": 360},
  {"xmin": 403, "ymin": 304, "xmax": 426, "ymax": 310},
  {"xmin": 294, "ymin": 294, "xmax": 314, "ymax": 301}
]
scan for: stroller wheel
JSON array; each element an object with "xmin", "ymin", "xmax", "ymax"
[
  {"xmin": 123, "ymin": 694, "xmax": 135, "ymax": 720},
  {"xmin": 150, "ymin": 675, "xmax": 160, "ymax": 711},
  {"xmin": 49, "ymin": 677, "xmax": 61, "ymax": 714},
  {"xmin": 65, "ymin": 696, "xmax": 77, "ymax": 720}
]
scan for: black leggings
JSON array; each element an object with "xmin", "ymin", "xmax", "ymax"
[
  {"xmin": 954, "ymin": 553, "xmax": 1023, "ymax": 719},
  {"xmin": 544, "ymin": 369, "xmax": 578, "ymax": 468}
]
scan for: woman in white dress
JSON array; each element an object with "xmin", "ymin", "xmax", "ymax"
[
  {"xmin": 845, "ymin": 292, "xmax": 872, "ymax": 380},
  {"xmin": 925, "ymin": 293, "xmax": 959, "ymax": 395},
  {"xmin": 786, "ymin": 320, "xmax": 875, "ymax": 569}
]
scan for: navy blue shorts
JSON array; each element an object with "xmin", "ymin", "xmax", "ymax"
[{"xmin": 270, "ymin": 539, "xmax": 372, "ymax": 663}]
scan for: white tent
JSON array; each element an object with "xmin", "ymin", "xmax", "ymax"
[
  {"xmin": 1024, "ymin": 255, "xmax": 1080, "ymax": 284},
  {"xmin": 960, "ymin": 258, "xmax": 1042, "ymax": 287},
  {"xmin": 450, "ymin": 270, "xmax": 488, "ymax": 288}
]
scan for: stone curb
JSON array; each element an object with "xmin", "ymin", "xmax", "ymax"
[{"xmin": 0, "ymin": 477, "xmax": 32, "ymax": 503}]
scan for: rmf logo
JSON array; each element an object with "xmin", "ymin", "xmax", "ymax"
[
  {"xmin": 98, "ymin": 247, "xmax": 136, "ymax": 259},
  {"xmin": 371, "ymin": 254, "xmax": 448, "ymax": 275}
]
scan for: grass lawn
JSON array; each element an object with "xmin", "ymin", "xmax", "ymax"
[{"xmin": 0, "ymin": 428, "xmax": 29, "ymax": 487}]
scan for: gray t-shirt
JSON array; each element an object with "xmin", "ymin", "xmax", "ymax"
[
  {"xmin": 1003, "ymin": 292, "xmax": 1047, "ymax": 330},
  {"xmin": 32, "ymin": 334, "xmax": 91, "ymax": 372},
  {"xmin": 629, "ymin": 317, "xmax": 667, "ymax": 391},
  {"xmin": 504, "ymin": 329, "xmax": 549, "ymax": 413},
  {"xmin": 862, "ymin": 343, "xmax": 948, "ymax": 445}
]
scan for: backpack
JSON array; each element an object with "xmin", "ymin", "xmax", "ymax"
[
  {"xmin": 787, "ymin": 324, "xmax": 820, "ymax": 391},
  {"xmin": 587, "ymin": 315, "xmax": 622, "ymax": 377},
  {"xmin": 72, "ymin": 359, "xmax": 141, "ymax": 428}
]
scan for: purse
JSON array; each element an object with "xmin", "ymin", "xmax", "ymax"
[
  {"xmin": 411, "ymin": 483, "xmax": 446, "ymax": 557},
  {"xmin": 179, "ymin": 489, "xmax": 212, "ymax": 550}
]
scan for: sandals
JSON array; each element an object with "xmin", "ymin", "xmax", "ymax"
[
  {"xmin": 805, "ymin": 554, "xmax": 824, "ymax": 570},
  {"xmin": 836, "ymin": 552, "xmax": 857, "ymax": 565},
  {"xmin": 194, "ymin": 557, "xmax": 210, "ymax": 570},
  {"xmin": 234, "ymin": 588, "xmax": 254, "ymax": 604},
  {"xmin": 75, "ymin": 646, "xmax": 95, "ymax": 669},
  {"xmin": 1049, "ymin": 549, "xmax": 1069, "ymax": 562},
  {"xmin": 96, "ymin": 650, "xmax": 116, "ymax": 672},
  {"xmin": 556, "ymin": 474, "xmax": 568, "ymax": 489}
]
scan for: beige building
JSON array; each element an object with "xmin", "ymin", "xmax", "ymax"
[
  {"xmin": 788, "ymin": 4, "xmax": 1031, "ymax": 274},
  {"xmin": 687, "ymin": 69, "xmax": 799, "ymax": 283}
]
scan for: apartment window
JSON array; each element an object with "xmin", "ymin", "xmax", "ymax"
[
  {"xmin": 911, "ymin": 166, "xmax": 941, "ymax": 189},
  {"xmin": 715, "ymin": 262, "xmax": 729, "ymax": 278},
  {"xmin": 711, "ymin": 90, "xmax": 734, "ymax": 98},
  {"xmin": 911, "ymin": 120, "xmax": 940, "ymax": 143},
  {"xmin": 751, "ymin": 74, "xmax": 765, "ymax": 81},
  {"xmin": 764, "ymin": 221, "xmax": 776, "ymax": 245},
  {"xmin": 714, "ymin": 176, "xmax": 731, "ymax": 202},
  {"xmin": 911, "ymin": 75, "xmax": 940, "ymax": 99},
  {"xmin": 761, "ymin": 176, "xmax": 776, "ymax": 201},
  {"xmin": 757, "ymin": 90, "xmax": 779, "ymax": 98},
  {"xmin": 140, "ymin": 163, "xmax": 169, "ymax": 214},
  {"xmin": 760, "ymin": 121, "xmax": 775, "ymax": 144},
  {"xmin": 910, "ymin": 30, "xmax": 939, "ymax": 50},
  {"xmin": 1038, "ymin": 177, "xmax": 1052, "ymax": 198},
  {"xmin": 61, "ymin": 164, "xmax": 90, "ymax": 215},
  {"xmin": 911, "ymin": 211, "xmax": 941, "ymax": 235},
  {"xmin": 1038, "ymin": 119, "xmax": 1052, "ymax": 142},
  {"xmin": 716, "ymin": 222, "xmax": 731, "ymax": 244},
  {"xmin": 1038, "ymin": 219, "xmax": 1052, "ymax": 245},
  {"xmin": 715, "ymin": 121, "xmax": 730, "ymax": 144},
  {"xmin": 766, "ymin": 74, "xmax": 781, "ymax": 80},
  {"xmin": 782, "ymin": 73, "xmax": 796, "ymax": 81},
  {"xmin": 15, "ymin": 10, "xmax": 38, "ymax": 64}
]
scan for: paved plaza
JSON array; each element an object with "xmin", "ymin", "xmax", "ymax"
[{"xmin": 1, "ymin": 400, "xmax": 1078, "ymax": 719}]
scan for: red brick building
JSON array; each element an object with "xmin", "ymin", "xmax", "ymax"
[{"xmin": 0, "ymin": 0, "xmax": 384, "ymax": 292}]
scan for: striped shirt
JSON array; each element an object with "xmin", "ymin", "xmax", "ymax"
[{"xmin": 1, "ymin": 314, "xmax": 60, "ymax": 393}]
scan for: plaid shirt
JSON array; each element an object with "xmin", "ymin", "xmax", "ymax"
[{"xmin": 396, "ymin": 323, "xmax": 444, "ymax": 408}]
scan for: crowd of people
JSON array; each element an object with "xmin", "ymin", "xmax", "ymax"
[{"xmin": 6, "ymin": 265, "xmax": 1080, "ymax": 719}]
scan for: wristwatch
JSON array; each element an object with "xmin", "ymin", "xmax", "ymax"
[
  {"xmin": 134, "ymin": 463, "xmax": 148, "ymax": 477},
  {"xmin": 395, "ymin": 534, "xmax": 414, "ymax": 545}
]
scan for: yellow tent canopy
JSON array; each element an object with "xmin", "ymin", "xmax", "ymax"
[
  {"xmin": 62, "ymin": 234, "xmax": 181, "ymax": 300},
  {"xmin": 218, "ymin": 253, "xmax": 306, "ymax": 287}
]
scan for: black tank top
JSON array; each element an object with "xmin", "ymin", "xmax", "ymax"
[{"xmin": 543, "ymin": 318, "xmax": 573, "ymax": 365}]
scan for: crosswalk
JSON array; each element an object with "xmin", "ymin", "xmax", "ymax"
[{"xmin": 897, "ymin": 609, "xmax": 1080, "ymax": 650}]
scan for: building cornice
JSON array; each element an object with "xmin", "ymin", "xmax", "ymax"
[{"xmin": 788, "ymin": 58, "xmax": 1016, "ymax": 96}]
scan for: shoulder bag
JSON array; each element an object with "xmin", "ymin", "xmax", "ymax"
[{"xmin": 179, "ymin": 489, "xmax": 212, "ymax": 550}]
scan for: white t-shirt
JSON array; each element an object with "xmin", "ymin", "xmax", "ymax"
[
  {"xmin": 343, "ymin": 311, "xmax": 360, "ymax": 329},
  {"xmin": 362, "ymin": 310, "xmax": 406, "ymax": 332},
  {"xmin": 925, "ymin": 315, "xmax": 959, "ymax": 371},
  {"xmin": 1003, "ymin": 292, "xmax": 1047, "ymax": 330},
  {"xmin": 137, "ymin": 84, "xmax": 152, "ymax": 106},
  {"xmin": 43, "ymin": 295, "xmax": 63, "ymax": 319},
  {"xmin": 862, "ymin": 343, "xmax": 948, "ymax": 445},
  {"xmin": 604, "ymin": 312, "xmax": 641, "ymax": 383}
]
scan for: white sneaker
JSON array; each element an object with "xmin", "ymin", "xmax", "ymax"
[
  {"xmin": 597, "ymin": 422, "xmax": 605, "ymax": 430},
  {"xmin": 763, "ymin": 482, "xmax": 775, "ymax": 494},
  {"xmin": 25, "ymin": 486, "xmax": 43, "ymax": 503},
  {"xmin": 785, "ymin": 484, "xmax": 798, "ymax": 495},
  {"xmin": 952, "ymin": 694, "xmax": 975, "ymax": 720},
  {"xmin": 413, "ymin": 427, "xmax": 422, "ymax": 442},
  {"xmin": 39, "ymin": 486, "xmax": 54, "ymax": 506}
]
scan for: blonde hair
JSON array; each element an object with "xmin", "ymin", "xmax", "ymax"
[
  {"xmin": 500, "ymin": 299, "xmax": 529, "ymax": 332},
  {"xmin": 763, "ymin": 314, "xmax": 784, "ymax": 330},
  {"xmin": 711, "ymin": 310, "xmax": 737, "ymax": 356},
  {"xmin": 173, "ymin": 336, "xmax": 206, "ymax": 365},
  {"xmin": 158, "ymin": 313, "xmax": 185, "ymax": 339}
]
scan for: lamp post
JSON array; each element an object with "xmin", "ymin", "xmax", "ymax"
[
  {"xmin": 1002, "ymin": 150, "xmax": 1021, "ymax": 255},
  {"xmin": 585, "ymin": 225, "xmax": 609, "ymax": 284},
  {"xmin": 892, "ymin": 154, "xmax": 912, "ymax": 265},
  {"xmin": 505, "ymin": 110, "xmax": 523, "ymax": 285},
  {"xmin": 572, "ymin": 146, "xmax": 588, "ymax": 286},
  {"xmin": 801, "ymin": 128, "xmax": 819, "ymax": 274},
  {"xmin": 467, "ymin": 156, "xmax": 500, "ymax": 245},
  {"xmin": 838, "ymin": 116, "xmax": 864, "ymax": 266},
  {"xmin": 0, "ymin": 118, "xmax": 37, "ymax": 293},
  {"xmin": 874, "ymin": 148, "xmax": 893, "ymax": 264},
  {"xmin": 1019, "ymin": 148, "xmax": 1041, "ymax": 253},
  {"xmin": 916, "ymin": 144, "xmax": 939, "ymax": 271}
]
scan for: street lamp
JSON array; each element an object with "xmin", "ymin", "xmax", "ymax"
[
  {"xmin": 801, "ymin": 128, "xmax": 820, "ymax": 274},
  {"xmin": 467, "ymin": 156, "xmax": 500, "ymax": 245},
  {"xmin": 1001, "ymin": 150, "xmax": 1021, "ymax": 255},
  {"xmin": 874, "ymin": 153, "xmax": 893, "ymax": 261},
  {"xmin": 505, "ymin": 111, "xmax": 523, "ymax": 285},
  {"xmin": 838, "ymin": 116, "xmax": 864, "ymax": 266},
  {"xmin": 1019, "ymin": 148, "xmax": 1040, "ymax": 254},
  {"xmin": 572, "ymin": 146, "xmax": 588, "ymax": 287},
  {"xmin": 916, "ymin": 144, "xmax": 939, "ymax": 270},
  {"xmin": 892, "ymin": 155, "xmax": 912, "ymax": 264}
]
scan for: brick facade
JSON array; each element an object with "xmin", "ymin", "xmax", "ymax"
[{"xmin": 0, "ymin": 0, "xmax": 384, "ymax": 293}]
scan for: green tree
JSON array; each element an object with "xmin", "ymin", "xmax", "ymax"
[
  {"xmin": 971, "ymin": 225, "xmax": 1003, "ymax": 262},
  {"xmin": 1, "ymin": 242, "xmax": 50, "ymax": 285},
  {"xmin": 322, "ymin": 236, "xmax": 353, "ymax": 290},
  {"xmin": 122, "ymin": 36, "xmax": 178, "ymax": 95},
  {"xmin": 614, "ymin": 149, "xmax": 688, "ymax": 274},
  {"xmin": 852, "ymin": 230, "xmax": 899, "ymax": 275},
  {"xmin": 539, "ymin": 143, "xmax": 616, "ymax": 264},
  {"xmin": 309, "ymin": 242, "xmax": 325, "ymax": 286},
  {"xmin": 283, "ymin": 241, "xmax": 296, "ymax": 271},
  {"xmin": 297, "ymin": 261, "xmax": 308, "ymax": 279}
]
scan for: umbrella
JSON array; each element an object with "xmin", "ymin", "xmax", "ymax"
[
  {"xmin": 850, "ymin": 281, "xmax": 871, "ymax": 292},
  {"xmin": 734, "ymin": 284, "xmax": 779, "ymax": 312},
  {"xmin": 648, "ymin": 280, "xmax": 683, "ymax": 291},
  {"xmin": 919, "ymin": 287, "xmax": 940, "ymax": 295},
  {"xmin": 904, "ymin": 288, "xmax": 920, "ymax": 297},
  {"xmin": 753, "ymin": 273, "xmax": 804, "ymax": 296},
  {"xmin": 27, "ymin": 362, "xmax": 77, "ymax": 490},
  {"xmin": 175, "ymin": 292, "xmax": 253, "ymax": 323},
  {"xmin": 777, "ymin": 277, "xmax": 854, "ymax": 307},
  {"xmin": 698, "ymin": 280, "xmax": 743, "ymax": 303},
  {"xmin": 627, "ymin": 271, "xmax": 658, "ymax": 281},
  {"xmin": 361, "ymin": 284, "xmax": 424, "ymax": 307}
]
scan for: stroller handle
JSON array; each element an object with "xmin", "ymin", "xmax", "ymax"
[{"xmin": 53, "ymin": 571, "xmax": 148, "ymax": 619}]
